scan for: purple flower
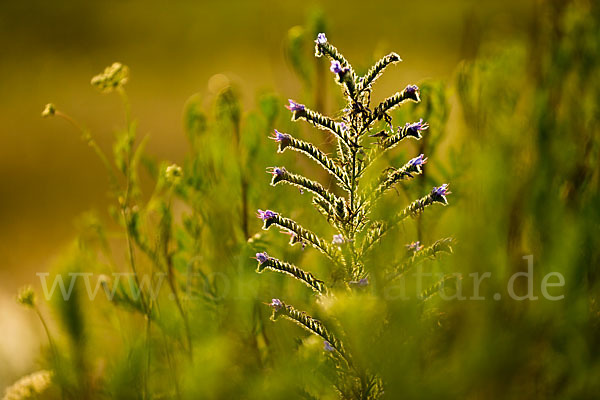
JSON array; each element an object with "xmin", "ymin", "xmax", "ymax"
[
  {"xmin": 257, "ymin": 209, "xmax": 277, "ymax": 220},
  {"xmin": 431, "ymin": 184, "xmax": 451, "ymax": 205},
  {"xmin": 269, "ymin": 298, "xmax": 283, "ymax": 311},
  {"xmin": 267, "ymin": 166, "xmax": 286, "ymax": 176},
  {"xmin": 255, "ymin": 252, "xmax": 269, "ymax": 263},
  {"xmin": 285, "ymin": 99, "xmax": 305, "ymax": 112},
  {"xmin": 338, "ymin": 122, "xmax": 348, "ymax": 131},
  {"xmin": 432, "ymin": 184, "xmax": 450, "ymax": 196},
  {"xmin": 403, "ymin": 84, "xmax": 419, "ymax": 100},
  {"xmin": 406, "ymin": 241, "xmax": 424, "ymax": 252},
  {"xmin": 404, "ymin": 119, "xmax": 429, "ymax": 138},
  {"xmin": 324, "ymin": 341, "xmax": 334, "ymax": 352},
  {"xmin": 332, "ymin": 234, "xmax": 344, "ymax": 245},
  {"xmin": 330, "ymin": 60, "xmax": 343, "ymax": 74},
  {"xmin": 408, "ymin": 154, "xmax": 428, "ymax": 168},
  {"xmin": 270, "ymin": 129, "xmax": 291, "ymax": 142},
  {"xmin": 316, "ymin": 33, "xmax": 327, "ymax": 44}
]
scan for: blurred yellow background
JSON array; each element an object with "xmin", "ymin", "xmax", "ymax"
[{"xmin": 0, "ymin": 0, "xmax": 533, "ymax": 389}]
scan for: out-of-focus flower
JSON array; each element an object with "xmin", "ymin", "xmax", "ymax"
[
  {"xmin": 349, "ymin": 278, "xmax": 369, "ymax": 287},
  {"xmin": 91, "ymin": 62, "xmax": 129, "ymax": 93},
  {"xmin": 3, "ymin": 370, "xmax": 53, "ymax": 400},
  {"xmin": 332, "ymin": 234, "xmax": 345, "ymax": 244},
  {"xmin": 41, "ymin": 103, "xmax": 56, "ymax": 118},
  {"xmin": 324, "ymin": 341, "xmax": 334, "ymax": 352},
  {"xmin": 406, "ymin": 241, "xmax": 424, "ymax": 252},
  {"xmin": 165, "ymin": 164, "xmax": 183, "ymax": 184},
  {"xmin": 16, "ymin": 286, "xmax": 36, "ymax": 308}
]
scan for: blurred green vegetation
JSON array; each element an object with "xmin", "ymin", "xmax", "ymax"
[{"xmin": 2, "ymin": 0, "xmax": 600, "ymax": 398}]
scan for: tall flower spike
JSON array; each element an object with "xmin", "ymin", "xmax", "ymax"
[{"xmin": 256, "ymin": 34, "xmax": 451, "ymax": 397}]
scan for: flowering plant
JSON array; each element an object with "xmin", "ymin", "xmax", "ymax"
[{"xmin": 254, "ymin": 33, "xmax": 453, "ymax": 398}]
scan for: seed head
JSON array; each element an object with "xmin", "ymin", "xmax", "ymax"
[
  {"xmin": 165, "ymin": 164, "xmax": 183, "ymax": 184},
  {"xmin": 91, "ymin": 62, "xmax": 129, "ymax": 93},
  {"xmin": 41, "ymin": 103, "xmax": 56, "ymax": 118},
  {"xmin": 16, "ymin": 286, "xmax": 36, "ymax": 308}
]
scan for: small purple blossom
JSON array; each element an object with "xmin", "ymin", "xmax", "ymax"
[
  {"xmin": 338, "ymin": 122, "xmax": 348, "ymax": 131},
  {"xmin": 324, "ymin": 341, "xmax": 334, "ymax": 352},
  {"xmin": 408, "ymin": 154, "xmax": 428, "ymax": 168},
  {"xmin": 332, "ymin": 234, "xmax": 344, "ymax": 245},
  {"xmin": 330, "ymin": 60, "xmax": 349, "ymax": 76},
  {"xmin": 431, "ymin": 184, "xmax": 451, "ymax": 205},
  {"xmin": 432, "ymin": 184, "xmax": 450, "ymax": 197},
  {"xmin": 285, "ymin": 99, "xmax": 305, "ymax": 112},
  {"xmin": 255, "ymin": 252, "xmax": 269, "ymax": 263},
  {"xmin": 330, "ymin": 60, "xmax": 343, "ymax": 74},
  {"xmin": 404, "ymin": 84, "xmax": 419, "ymax": 98},
  {"xmin": 267, "ymin": 166, "xmax": 286, "ymax": 176},
  {"xmin": 257, "ymin": 209, "xmax": 277, "ymax": 221},
  {"xmin": 404, "ymin": 119, "xmax": 429, "ymax": 138},
  {"xmin": 269, "ymin": 298, "xmax": 283, "ymax": 311},
  {"xmin": 406, "ymin": 241, "xmax": 424, "ymax": 252},
  {"xmin": 316, "ymin": 33, "xmax": 327, "ymax": 44},
  {"xmin": 270, "ymin": 129, "xmax": 291, "ymax": 142}
]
